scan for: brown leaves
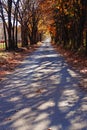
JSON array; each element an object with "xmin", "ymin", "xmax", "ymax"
[
  {"xmin": 36, "ymin": 88, "xmax": 47, "ymax": 94},
  {"xmin": 52, "ymin": 43, "xmax": 87, "ymax": 90},
  {"xmin": 48, "ymin": 128, "xmax": 52, "ymax": 130},
  {"xmin": 4, "ymin": 118, "xmax": 12, "ymax": 121},
  {"xmin": 52, "ymin": 44, "xmax": 87, "ymax": 75},
  {"xmin": 36, "ymin": 89, "xmax": 42, "ymax": 94},
  {"xmin": 0, "ymin": 45, "xmax": 40, "ymax": 81}
]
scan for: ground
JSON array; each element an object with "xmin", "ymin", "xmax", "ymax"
[
  {"xmin": 52, "ymin": 44, "xmax": 87, "ymax": 76},
  {"xmin": 0, "ymin": 41, "xmax": 87, "ymax": 130},
  {"xmin": 52, "ymin": 43, "xmax": 87, "ymax": 90},
  {"xmin": 0, "ymin": 42, "xmax": 87, "ymax": 89},
  {"xmin": 0, "ymin": 43, "xmax": 40, "ymax": 81}
]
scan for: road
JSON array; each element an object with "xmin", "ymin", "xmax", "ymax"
[{"xmin": 0, "ymin": 41, "xmax": 87, "ymax": 130}]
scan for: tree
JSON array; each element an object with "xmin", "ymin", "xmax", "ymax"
[
  {"xmin": 0, "ymin": 0, "xmax": 20, "ymax": 50},
  {"xmin": 18, "ymin": 0, "xmax": 43, "ymax": 46},
  {"xmin": 50, "ymin": 0, "xmax": 87, "ymax": 54},
  {"xmin": 0, "ymin": 0, "xmax": 7, "ymax": 50}
]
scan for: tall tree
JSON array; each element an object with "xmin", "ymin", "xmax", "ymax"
[
  {"xmin": 0, "ymin": 0, "xmax": 20, "ymax": 50},
  {"xmin": 0, "ymin": 0, "xmax": 7, "ymax": 50},
  {"xmin": 7, "ymin": 0, "xmax": 13, "ymax": 50},
  {"xmin": 18, "ymin": 0, "xmax": 42, "ymax": 46}
]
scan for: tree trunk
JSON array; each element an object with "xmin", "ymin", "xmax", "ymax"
[
  {"xmin": 3, "ymin": 22, "xmax": 8, "ymax": 50},
  {"xmin": 8, "ymin": 0, "xmax": 14, "ymax": 50},
  {"xmin": 21, "ymin": 25, "xmax": 28, "ymax": 47},
  {"xmin": 0, "ymin": 0, "xmax": 8, "ymax": 50},
  {"xmin": 86, "ymin": 31, "xmax": 87, "ymax": 55},
  {"xmin": 15, "ymin": 19, "xmax": 18, "ymax": 49},
  {"xmin": 77, "ymin": 0, "xmax": 87, "ymax": 49}
]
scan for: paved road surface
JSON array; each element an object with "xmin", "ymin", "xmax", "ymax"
[{"xmin": 0, "ymin": 41, "xmax": 87, "ymax": 130}]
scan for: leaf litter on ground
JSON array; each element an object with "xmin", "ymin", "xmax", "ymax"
[
  {"xmin": 52, "ymin": 43, "xmax": 87, "ymax": 90},
  {"xmin": 0, "ymin": 44, "xmax": 41, "ymax": 81}
]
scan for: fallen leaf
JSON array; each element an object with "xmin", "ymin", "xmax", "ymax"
[
  {"xmin": 48, "ymin": 128, "xmax": 52, "ymax": 130},
  {"xmin": 5, "ymin": 118, "xmax": 12, "ymax": 121},
  {"xmin": 36, "ymin": 89, "xmax": 42, "ymax": 94}
]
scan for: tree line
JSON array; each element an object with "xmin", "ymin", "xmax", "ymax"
[
  {"xmin": 0, "ymin": 0, "xmax": 87, "ymax": 55},
  {"xmin": 49, "ymin": 0, "xmax": 87, "ymax": 55},
  {"xmin": 0, "ymin": 0, "xmax": 43, "ymax": 50}
]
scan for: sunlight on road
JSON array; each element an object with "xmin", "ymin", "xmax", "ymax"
[
  {"xmin": 44, "ymin": 37, "xmax": 51, "ymax": 43},
  {"xmin": 67, "ymin": 69, "xmax": 78, "ymax": 77}
]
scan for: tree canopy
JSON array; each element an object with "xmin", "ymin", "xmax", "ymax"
[{"xmin": 0, "ymin": 0, "xmax": 87, "ymax": 54}]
